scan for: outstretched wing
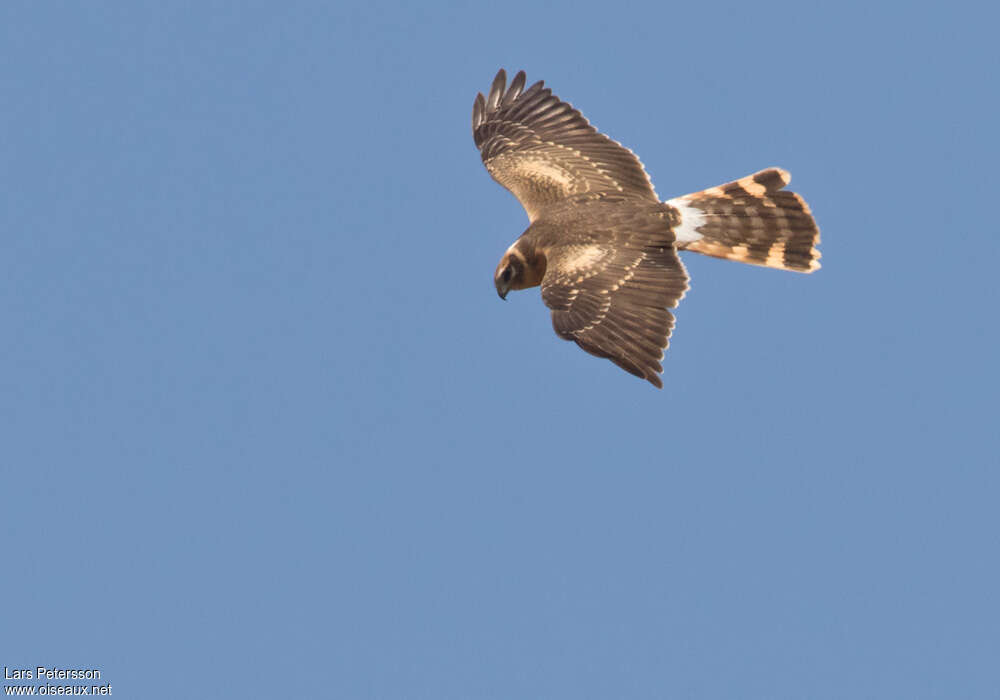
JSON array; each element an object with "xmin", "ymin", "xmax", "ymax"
[
  {"xmin": 541, "ymin": 238, "xmax": 689, "ymax": 388},
  {"xmin": 472, "ymin": 69, "xmax": 658, "ymax": 222}
]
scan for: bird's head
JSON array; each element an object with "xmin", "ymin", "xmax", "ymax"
[{"xmin": 494, "ymin": 253, "xmax": 524, "ymax": 300}]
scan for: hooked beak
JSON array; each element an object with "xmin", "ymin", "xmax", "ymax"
[{"xmin": 495, "ymin": 279, "xmax": 510, "ymax": 300}]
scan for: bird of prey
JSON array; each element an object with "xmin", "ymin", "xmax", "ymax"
[{"xmin": 473, "ymin": 69, "xmax": 821, "ymax": 388}]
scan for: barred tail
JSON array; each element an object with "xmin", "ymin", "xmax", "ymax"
[{"xmin": 667, "ymin": 168, "xmax": 821, "ymax": 273}]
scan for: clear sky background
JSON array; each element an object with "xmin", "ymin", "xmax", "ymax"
[{"xmin": 2, "ymin": 1, "xmax": 998, "ymax": 698}]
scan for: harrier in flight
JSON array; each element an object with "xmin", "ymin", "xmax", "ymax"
[{"xmin": 473, "ymin": 69, "xmax": 821, "ymax": 388}]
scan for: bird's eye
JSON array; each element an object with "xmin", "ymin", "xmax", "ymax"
[{"xmin": 502, "ymin": 266, "xmax": 514, "ymax": 282}]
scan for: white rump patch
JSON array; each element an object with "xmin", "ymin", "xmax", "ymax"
[
  {"xmin": 559, "ymin": 244, "xmax": 607, "ymax": 273},
  {"xmin": 666, "ymin": 197, "xmax": 705, "ymax": 244}
]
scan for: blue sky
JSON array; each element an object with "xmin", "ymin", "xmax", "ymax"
[{"xmin": 2, "ymin": 1, "xmax": 997, "ymax": 697}]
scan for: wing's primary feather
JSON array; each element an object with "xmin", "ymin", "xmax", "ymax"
[{"xmin": 472, "ymin": 69, "xmax": 658, "ymax": 222}]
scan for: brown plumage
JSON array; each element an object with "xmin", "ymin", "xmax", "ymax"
[{"xmin": 474, "ymin": 69, "xmax": 821, "ymax": 388}]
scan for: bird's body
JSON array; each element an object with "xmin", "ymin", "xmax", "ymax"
[
  {"xmin": 501, "ymin": 194, "xmax": 677, "ymax": 285},
  {"xmin": 474, "ymin": 70, "xmax": 821, "ymax": 388}
]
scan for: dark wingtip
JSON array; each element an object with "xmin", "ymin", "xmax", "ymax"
[
  {"xmin": 481, "ymin": 70, "xmax": 537, "ymax": 118},
  {"xmin": 501, "ymin": 70, "xmax": 527, "ymax": 108},
  {"xmin": 472, "ymin": 92, "xmax": 485, "ymax": 133},
  {"xmin": 486, "ymin": 69, "xmax": 507, "ymax": 112}
]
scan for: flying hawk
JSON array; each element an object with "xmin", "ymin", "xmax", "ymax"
[{"xmin": 473, "ymin": 69, "xmax": 821, "ymax": 388}]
